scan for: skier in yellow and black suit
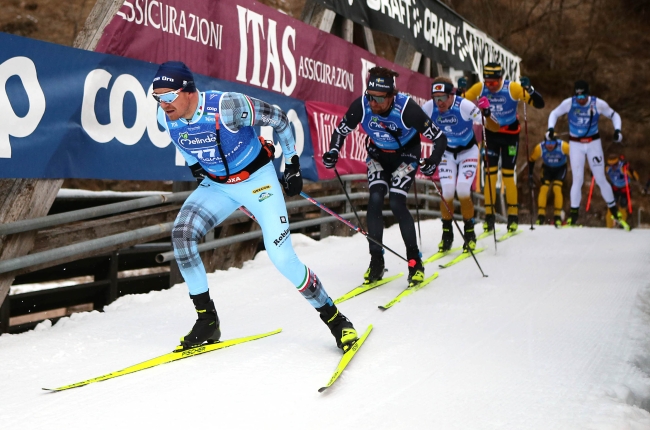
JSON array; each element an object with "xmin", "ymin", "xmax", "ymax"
[
  {"xmin": 528, "ymin": 138, "xmax": 570, "ymax": 227},
  {"xmin": 464, "ymin": 62, "xmax": 545, "ymax": 233}
]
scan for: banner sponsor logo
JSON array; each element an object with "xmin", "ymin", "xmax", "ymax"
[
  {"xmin": 235, "ymin": 5, "xmax": 297, "ymax": 96},
  {"xmin": 318, "ymin": 0, "xmax": 521, "ymax": 80},
  {"xmin": 116, "ymin": 0, "xmax": 223, "ymax": 49}
]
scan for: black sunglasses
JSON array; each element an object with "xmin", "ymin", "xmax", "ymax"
[{"xmin": 365, "ymin": 92, "xmax": 389, "ymax": 103}]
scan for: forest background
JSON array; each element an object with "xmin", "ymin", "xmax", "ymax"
[{"xmin": 3, "ymin": 0, "xmax": 649, "ymax": 226}]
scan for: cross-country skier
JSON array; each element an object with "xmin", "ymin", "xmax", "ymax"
[
  {"xmin": 153, "ymin": 61, "xmax": 357, "ymax": 352},
  {"xmin": 528, "ymin": 138, "xmax": 570, "ymax": 226},
  {"xmin": 547, "ymin": 80, "xmax": 625, "ymax": 227},
  {"xmin": 322, "ymin": 66, "xmax": 448, "ymax": 287},
  {"xmin": 464, "ymin": 63, "xmax": 545, "ymax": 233},
  {"xmin": 604, "ymin": 150, "xmax": 636, "ymax": 229},
  {"xmin": 422, "ymin": 77, "xmax": 499, "ymax": 252}
]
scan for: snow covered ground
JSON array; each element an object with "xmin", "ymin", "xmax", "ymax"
[{"xmin": 2, "ymin": 220, "xmax": 650, "ymax": 430}]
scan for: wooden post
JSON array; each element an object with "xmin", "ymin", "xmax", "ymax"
[
  {"xmin": 301, "ymin": 0, "xmax": 336, "ymax": 31},
  {"xmin": 394, "ymin": 40, "xmax": 421, "ymax": 71},
  {"xmin": 0, "ymin": 0, "xmax": 126, "ymax": 327}
]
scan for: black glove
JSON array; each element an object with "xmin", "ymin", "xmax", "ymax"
[
  {"xmin": 322, "ymin": 149, "xmax": 339, "ymax": 169},
  {"xmin": 545, "ymin": 128, "xmax": 554, "ymax": 140},
  {"xmin": 189, "ymin": 163, "xmax": 208, "ymax": 184},
  {"xmin": 458, "ymin": 77, "xmax": 468, "ymax": 90},
  {"xmin": 520, "ymin": 76, "xmax": 534, "ymax": 94},
  {"xmin": 613, "ymin": 129, "xmax": 623, "ymax": 144},
  {"xmin": 283, "ymin": 155, "xmax": 303, "ymax": 197},
  {"xmin": 419, "ymin": 157, "xmax": 437, "ymax": 176}
]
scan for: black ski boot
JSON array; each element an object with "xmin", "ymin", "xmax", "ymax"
[
  {"xmin": 507, "ymin": 215, "xmax": 519, "ymax": 232},
  {"xmin": 463, "ymin": 218, "xmax": 477, "ymax": 252},
  {"xmin": 482, "ymin": 214, "xmax": 495, "ymax": 233},
  {"xmin": 363, "ymin": 251, "xmax": 385, "ymax": 284},
  {"xmin": 178, "ymin": 291, "xmax": 221, "ymax": 350},
  {"xmin": 407, "ymin": 249, "xmax": 425, "ymax": 287},
  {"xmin": 536, "ymin": 214, "xmax": 545, "ymax": 225},
  {"xmin": 554, "ymin": 215, "xmax": 562, "ymax": 227},
  {"xmin": 438, "ymin": 219, "xmax": 453, "ymax": 252},
  {"xmin": 317, "ymin": 302, "xmax": 358, "ymax": 352}
]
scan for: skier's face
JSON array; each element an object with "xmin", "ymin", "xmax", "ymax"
[
  {"xmin": 432, "ymin": 92, "xmax": 453, "ymax": 112},
  {"xmin": 484, "ymin": 78, "xmax": 502, "ymax": 93},
  {"xmin": 365, "ymin": 90, "xmax": 394, "ymax": 114},
  {"xmin": 153, "ymin": 87, "xmax": 196, "ymax": 121},
  {"xmin": 576, "ymin": 94, "xmax": 589, "ymax": 106}
]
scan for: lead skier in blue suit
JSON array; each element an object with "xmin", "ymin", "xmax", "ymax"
[{"xmin": 153, "ymin": 61, "xmax": 357, "ymax": 352}]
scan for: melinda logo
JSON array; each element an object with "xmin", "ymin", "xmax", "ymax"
[
  {"xmin": 437, "ymin": 116, "xmax": 458, "ymax": 125},
  {"xmin": 487, "ymin": 95, "xmax": 507, "ymax": 104},
  {"xmin": 178, "ymin": 131, "xmax": 216, "ymax": 147}
]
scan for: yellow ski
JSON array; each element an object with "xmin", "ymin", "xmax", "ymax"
[
  {"xmin": 43, "ymin": 328, "xmax": 282, "ymax": 392},
  {"xmin": 319, "ymin": 325, "xmax": 372, "ymax": 392}
]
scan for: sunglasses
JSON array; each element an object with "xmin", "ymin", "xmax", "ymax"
[
  {"xmin": 575, "ymin": 94, "xmax": 587, "ymax": 100},
  {"xmin": 365, "ymin": 92, "xmax": 389, "ymax": 103},
  {"xmin": 152, "ymin": 81, "xmax": 189, "ymax": 104},
  {"xmin": 433, "ymin": 94, "xmax": 449, "ymax": 103}
]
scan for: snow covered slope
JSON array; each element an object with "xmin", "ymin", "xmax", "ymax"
[{"xmin": 2, "ymin": 220, "xmax": 650, "ymax": 429}]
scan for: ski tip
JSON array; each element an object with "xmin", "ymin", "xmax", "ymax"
[
  {"xmin": 318, "ymin": 386, "xmax": 329, "ymax": 393},
  {"xmin": 378, "ymin": 305, "xmax": 387, "ymax": 311}
]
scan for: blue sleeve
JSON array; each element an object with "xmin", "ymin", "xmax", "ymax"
[{"xmin": 219, "ymin": 92, "xmax": 296, "ymax": 162}]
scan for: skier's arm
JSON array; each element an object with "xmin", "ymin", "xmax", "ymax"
[
  {"xmin": 547, "ymin": 98, "xmax": 572, "ymax": 129},
  {"xmin": 529, "ymin": 143, "xmax": 542, "ymax": 163},
  {"xmin": 403, "ymin": 98, "xmax": 448, "ymax": 165},
  {"xmin": 561, "ymin": 141, "xmax": 570, "ymax": 156},
  {"xmin": 596, "ymin": 98, "xmax": 622, "ymax": 130},
  {"xmin": 463, "ymin": 82, "xmax": 483, "ymax": 101},
  {"xmin": 510, "ymin": 81, "xmax": 544, "ymax": 109},
  {"xmin": 460, "ymin": 97, "xmax": 499, "ymax": 132},
  {"xmin": 329, "ymin": 97, "xmax": 364, "ymax": 152},
  {"xmin": 220, "ymin": 92, "xmax": 296, "ymax": 160}
]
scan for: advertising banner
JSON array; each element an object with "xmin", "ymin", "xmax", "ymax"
[
  {"xmin": 0, "ymin": 32, "xmax": 316, "ymax": 181},
  {"xmin": 96, "ymin": 0, "xmax": 434, "ymax": 107},
  {"xmin": 314, "ymin": 0, "xmax": 521, "ymax": 80}
]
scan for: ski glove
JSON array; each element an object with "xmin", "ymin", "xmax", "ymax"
[
  {"xmin": 520, "ymin": 76, "xmax": 534, "ymax": 94},
  {"xmin": 189, "ymin": 163, "xmax": 208, "ymax": 184},
  {"xmin": 322, "ymin": 149, "xmax": 339, "ymax": 169},
  {"xmin": 613, "ymin": 129, "xmax": 623, "ymax": 144},
  {"xmin": 545, "ymin": 128, "xmax": 554, "ymax": 140},
  {"xmin": 419, "ymin": 157, "xmax": 438, "ymax": 176},
  {"xmin": 457, "ymin": 77, "xmax": 468, "ymax": 90},
  {"xmin": 477, "ymin": 96, "xmax": 491, "ymax": 117},
  {"xmin": 283, "ymin": 155, "xmax": 303, "ymax": 197}
]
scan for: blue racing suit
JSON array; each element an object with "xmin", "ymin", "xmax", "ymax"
[{"xmin": 158, "ymin": 91, "xmax": 330, "ymax": 308}]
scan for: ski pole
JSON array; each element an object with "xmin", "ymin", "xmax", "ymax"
[
  {"xmin": 585, "ymin": 176, "xmax": 595, "ymax": 211},
  {"xmin": 299, "ymin": 191, "xmax": 408, "ymax": 263},
  {"xmin": 522, "ymin": 101, "xmax": 535, "ymax": 231},
  {"xmin": 427, "ymin": 177, "xmax": 488, "ymax": 277},
  {"xmin": 413, "ymin": 177, "xmax": 422, "ymax": 248},
  {"xmin": 333, "ymin": 167, "xmax": 366, "ymax": 231},
  {"xmin": 481, "ymin": 114, "xmax": 498, "ymax": 252}
]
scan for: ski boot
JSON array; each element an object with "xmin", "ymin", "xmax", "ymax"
[
  {"xmin": 407, "ymin": 257, "xmax": 425, "ymax": 287},
  {"xmin": 566, "ymin": 207, "xmax": 579, "ymax": 226},
  {"xmin": 177, "ymin": 291, "xmax": 221, "ymax": 351},
  {"xmin": 438, "ymin": 219, "xmax": 453, "ymax": 252},
  {"xmin": 535, "ymin": 214, "xmax": 545, "ymax": 225},
  {"xmin": 317, "ymin": 302, "xmax": 358, "ymax": 352},
  {"xmin": 507, "ymin": 215, "xmax": 519, "ymax": 233},
  {"xmin": 463, "ymin": 219, "xmax": 477, "ymax": 252},
  {"xmin": 363, "ymin": 251, "xmax": 385, "ymax": 284},
  {"xmin": 482, "ymin": 214, "xmax": 495, "ymax": 233},
  {"xmin": 610, "ymin": 207, "xmax": 631, "ymax": 231},
  {"xmin": 554, "ymin": 215, "xmax": 562, "ymax": 228}
]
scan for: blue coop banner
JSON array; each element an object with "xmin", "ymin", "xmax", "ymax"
[{"xmin": 0, "ymin": 32, "xmax": 316, "ymax": 181}]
